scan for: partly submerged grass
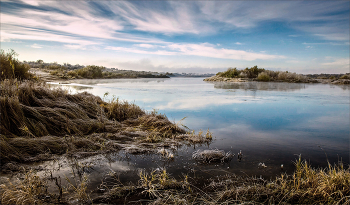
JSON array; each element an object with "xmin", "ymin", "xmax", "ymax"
[
  {"xmin": 0, "ymin": 170, "xmax": 49, "ymax": 205},
  {"xmin": 2, "ymin": 157, "xmax": 349, "ymax": 204},
  {"xmin": 0, "ymin": 80, "xmax": 186, "ymax": 165},
  {"xmin": 214, "ymin": 156, "xmax": 350, "ymax": 204},
  {"xmin": 96, "ymin": 156, "xmax": 350, "ymax": 204}
]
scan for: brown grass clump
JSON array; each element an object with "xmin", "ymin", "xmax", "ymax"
[
  {"xmin": 213, "ymin": 156, "xmax": 350, "ymax": 204},
  {"xmin": 103, "ymin": 97, "xmax": 145, "ymax": 122},
  {"xmin": 135, "ymin": 113, "xmax": 186, "ymax": 137},
  {"xmin": 0, "ymin": 79, "xmax": 109, "ymax": 138},
  {"xmin": 1, "ymin": 80, "xmax": 188, "ymax": 165},
  {"xmin": 0, "ymin": 170, "xmax": 49, "ymax": 204}
]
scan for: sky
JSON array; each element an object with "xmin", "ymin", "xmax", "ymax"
[{"xmin": 1, "ymin": 0, "xmax": 349, "ymax": 74}]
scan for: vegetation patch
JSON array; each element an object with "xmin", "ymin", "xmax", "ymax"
[
  {"xmin": 205, "ymin": 66, "xmax": 318, "ymax": 83},
  {"xmin": 6, "ymin": 156, "xmax": 346, "ymax": 204},
  {"xmin": 1, "ymin": 49, "xmax": 33, "ymax": 80},
  {"xmin": 0, "ymin": 79, "xmax": 195, "ymax": 166}
]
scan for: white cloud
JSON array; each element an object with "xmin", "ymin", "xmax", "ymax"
[
  {"xmin": 30, "ymin": 43, "xmax": 42, "ymax": 48},
  {"xmin": 106, "ymin": 43, "xmax": 285, "ymax": 61},
  {"xmin": 167, "ymin": 43, "xmax": 285, "ymax": 61},
  {"xmin": 322, "ymin": 58, "xmax": 349, "ymax": 66},
  {"xmin": 20, "ymin": 0, "xmax": 39, "ymax": 6},
  {"xmin": 235, "ymin": 42, "xmax": 243, "ymax": 45},
  {"xmin": 1, "ymin": 24, "xmax": 100, "ymax": 46},
  {"xmin": 137, "ymin": 44, "xmax": 156, "ymax": 48},
  {"xmin": 288, "ymin": 35, "xmax": 300, "ymax": 37},
  {"xmin": 105, "ymin": 46, "xmax": 176, "ymax": 56},
  {"xmin": 64, "ymin": 44, "xmax": 86, "ymax": 50}
]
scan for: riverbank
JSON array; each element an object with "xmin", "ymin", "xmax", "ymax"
[{"xmin": 0, "ymin": 80, "xmax": 213, "ymax": 166}]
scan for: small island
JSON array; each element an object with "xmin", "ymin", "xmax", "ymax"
[{"xmin": 204, "ymin": 66, "xmax": 350, "ymax": 84}]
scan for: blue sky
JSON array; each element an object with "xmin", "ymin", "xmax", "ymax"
[{"xmin": 1, "ymin": 0, "xmax": 349, "ymax": 74}]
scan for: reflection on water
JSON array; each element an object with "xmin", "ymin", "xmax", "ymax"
[
  {"xmin": 211, "ymin": 81, "xmax": 307, "ymax": 91},
  {"xmin": 69, "ymin": 78, "xmax": 166, "ymax": 85},
  {"xmin": 39, "ymin": 78, "xmax": 349, "ymax": 192}
]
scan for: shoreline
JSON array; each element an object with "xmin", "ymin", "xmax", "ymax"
[{"xmin": 204, "ymin": 75, "xmax": 350, "ymax": 85}]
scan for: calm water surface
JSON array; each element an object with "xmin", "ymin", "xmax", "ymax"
[{"xmin": 44, "ymin": 78, "xmax": 349, "ymax": 190}]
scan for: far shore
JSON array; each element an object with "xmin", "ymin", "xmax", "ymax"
[
  {"xmin": 204, "ymin": 75, "xmax": 350, "ymax": 85},
  {"xmin": 204, "ymin": 67, "xmax": 350, "ymax": 85}
]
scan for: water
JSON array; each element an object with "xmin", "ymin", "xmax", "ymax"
[{"xmin": 43, "ymin": 78, "xmax": 349, "ymax": 191}]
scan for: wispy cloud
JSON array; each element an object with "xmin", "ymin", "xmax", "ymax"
[
  {"xmin": 106, "ymin": 43, "xmax": 285, "ymax": 61},
  {"xmin": 322, "ymin": 58, "xmax": 349, "ymax": 66},
  {"xmin": 105, "ymin": 46, "xmax": 176, "ymax": 56},
  {"xmin": 167, "ymin": 43, "xmax": 285, "ymax": 60},
  {"xmin": 137, "ymin": 44, "xmax": 157, "ymax": 48},
  {"xmin": 288, "ymin": 35, "xmax": 300, "ymax": 37},
  {"xmin": 30, "ymin": 43, "xmax": 42, "ymax": 49}
]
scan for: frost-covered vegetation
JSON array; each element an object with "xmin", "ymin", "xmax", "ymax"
[
  {"xmin": 205, "ymin": 66, "xmax": 350, "ymax": 84},
  {"xmin": 27, "ymin": 59, "xmax": 169, "ymax": 79}
]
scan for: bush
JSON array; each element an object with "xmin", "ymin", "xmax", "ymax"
[
  {"xmin": 0, "ymin": 49, "xmax": 31, "ymax": 80},
  {"xmin": 217, "ymin": 68, "xmax": 241, "ymax": 78},
  {"xmin": 216, "ymin": 66, "xmax": 265, "ymax": 79},
  {"xmin": 340, "ymin": 74, "xmax": 350, "ymax": 79},
  {"xmin": 75, "ymin": 65, "xmax": 105, "ymax": 79},
  {"xmin": 243, "ymin": 65, "xmax": 265, "ymax": 78},
  {"xmin": 257, "ymin": 72, "xmax": 270, "ymax": 81}
]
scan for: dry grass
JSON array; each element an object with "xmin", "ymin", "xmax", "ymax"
[
  {"xmin": 99, "ymin": 157, "xmax": 350, "ymax": 204},
  {"xmin": 213, "ymin": 156, "xmax": 350, "ymax": 204},
  {"xmin": 65, "ymin": 173, "xmax": 91, "ymax": 203},
  {"xmin": 0, "ymin": 80, "xmax": 187, "ymax": 165},
  {"xmin": 2, "ymin": 158, "xmax": 349, "ymax": 205},
  {"xmin": 0, "ymin": 170, "xmax": 49, "ymax": 205}
]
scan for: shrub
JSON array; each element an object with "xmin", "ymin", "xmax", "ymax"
[
  {"xmin": 257, "ymin": 72, "xmax": 270, "ymax": 82},
  {"xmin": 0, "ymin": 49, "xmax": 31, "ymax": 80},
  {"xmin": 75, "ymin": 65, "xmax": 105, "ymax": 79},
  {"xmin": 243, "ymin": 65, "xmax": 265, "ymax": 78},
  {"xmin": 217, "ymin": 67, "xmax": 241, "ymax": 78},
  {"xmin": 340, "ymin": 74, "xmax": 350, "ymax": 79}
]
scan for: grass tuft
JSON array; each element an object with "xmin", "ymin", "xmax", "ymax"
[{"xmin": 0, "ymin": 170, "xmax": 48, "ymax": 205}]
